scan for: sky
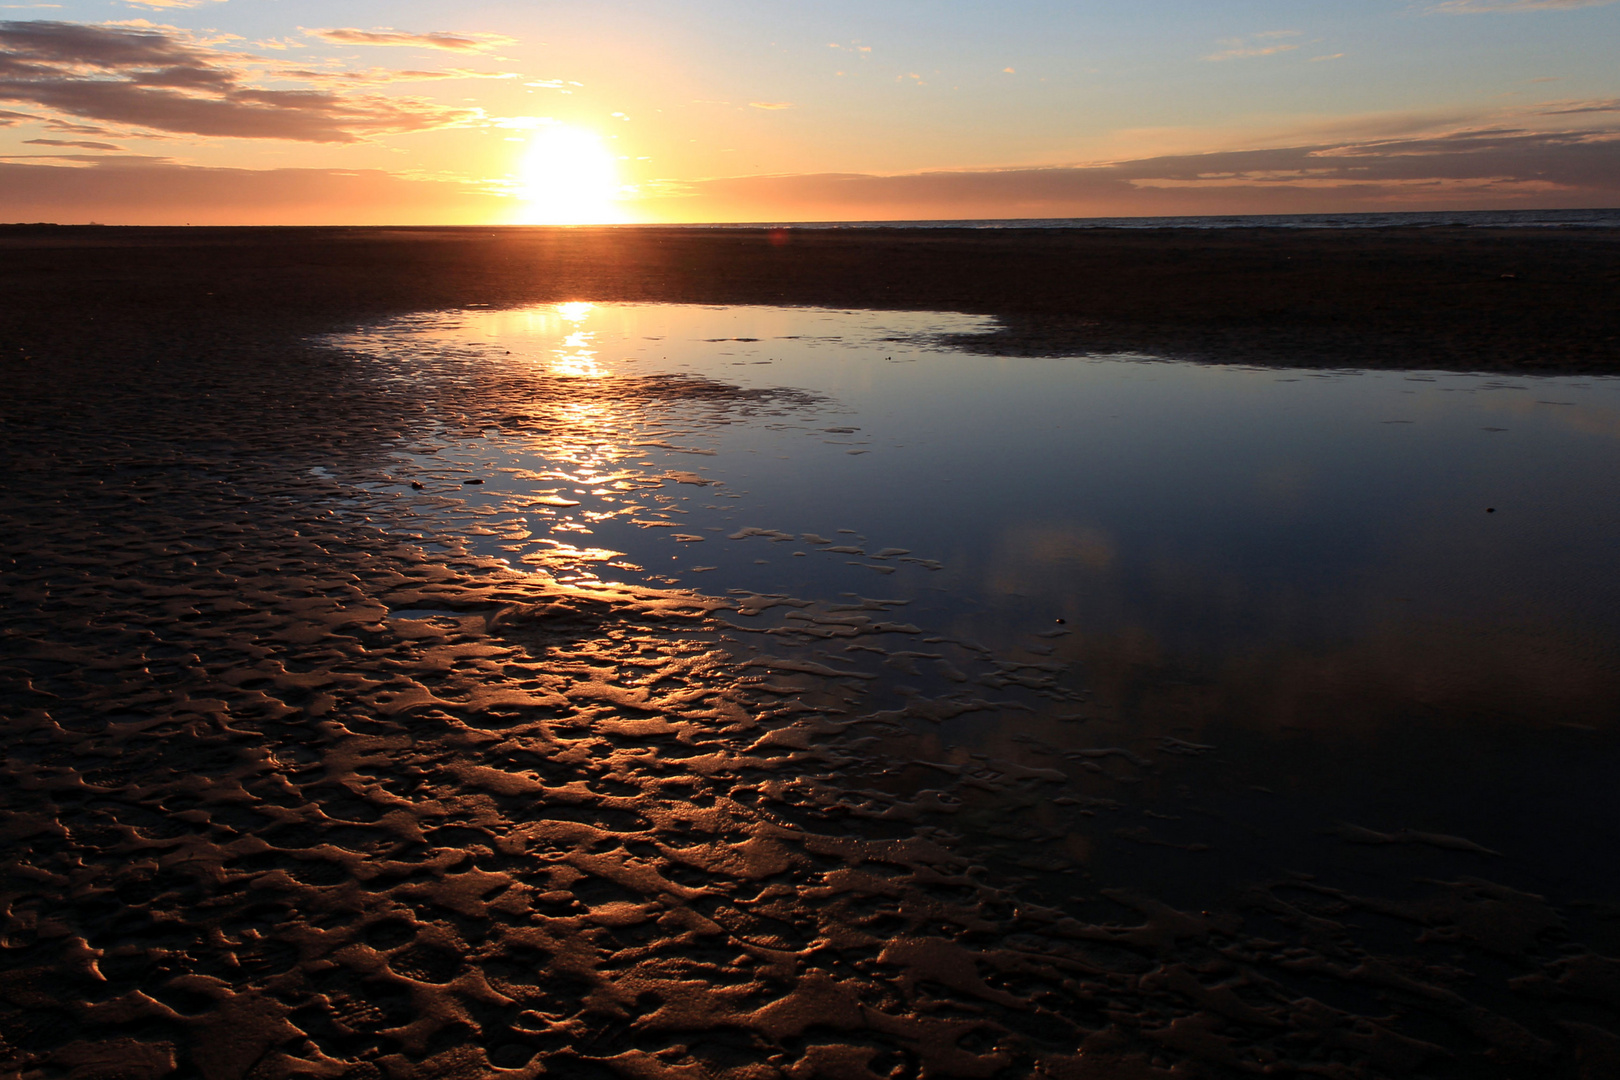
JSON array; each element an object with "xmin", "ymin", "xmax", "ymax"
[{"xmin": 1, "ymin": 0, "xmax": 1618, "ymax": 224}]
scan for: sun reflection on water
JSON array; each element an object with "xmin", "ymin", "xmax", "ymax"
[
  {"xmin": 506, "ymin": 395, "xmax": 651, "ymax": 586},
  {"xmin": 547, "ymin": 303, "xmax": 608, "ymax": 379}
]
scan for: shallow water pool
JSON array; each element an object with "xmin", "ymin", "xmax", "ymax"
[
  {"xmin": 330, "ymin": 301, "xmax": 1620, "ymax": 904},
  {"xmin": 333, "ymin": 302, "xmax": 1620, "ymax": 709}
]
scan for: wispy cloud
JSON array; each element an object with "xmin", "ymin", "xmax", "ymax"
[
  {"xmin": 118, "ymin": 0, "xmax": 225, "ymax": 9},
  {"xmin": 1204, "ymin": 30, "xmax": 1302, "ymax": 62},
  {"xmin": 1429, "ymin": 0, "xmax": 1618, "ymax": 12},
  {"xmin": 303, "ymin": 27, "xmax": 516, "ymax": 53},
  {"xmin": 271, "ymin": 67, "xmax": 519, "ymax": 85},
  {"xmin": 1536, "ymin": 97, "xmax": 1620, "ymax": 114},
  {"xmin": 24, "ymin": 135, "xmax": 116, "ymax": 148},
  {"xmin": 0, "ymin": 20, "xmax": 484, "ymax": 142},
  {"xmin": 749, "ymin": 101, "xmax": 792, "ymax": 110}
]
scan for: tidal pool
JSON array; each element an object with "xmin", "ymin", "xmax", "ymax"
[{"xmin": 330, "ymin": 302, "xmax": 1620, "ymax": 902}]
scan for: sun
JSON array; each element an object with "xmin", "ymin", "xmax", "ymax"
[{"xmin": 515, "ymin": 126, "xmax": 628, "ymax": 225}]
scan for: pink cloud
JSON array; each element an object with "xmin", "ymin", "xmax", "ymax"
[{"xmin": 304, "ymin": 27, "xmax": 516, "ymax": 53}]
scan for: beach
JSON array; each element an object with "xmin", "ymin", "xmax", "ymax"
[
  {"xmin": 4, "ymin": 224, "xmax": 1620, "ymax": 1080},
  {"xmin": 4, "ymin": 224, "xmax": 1618, "ymax": 369}
]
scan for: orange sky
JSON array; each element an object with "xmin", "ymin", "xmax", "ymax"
[{"xmin": 2, "ymin": 2, "xmax": 1618, "ymax": 224}]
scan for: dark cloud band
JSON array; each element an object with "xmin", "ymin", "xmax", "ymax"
[{"xmin": 0, "ymin": 21, "xmax": 481, "ymax": 142}]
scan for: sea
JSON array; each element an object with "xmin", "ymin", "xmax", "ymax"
[{"xmin": 676, "ymin": 207, "xmax": 1620, "ymax": 230}]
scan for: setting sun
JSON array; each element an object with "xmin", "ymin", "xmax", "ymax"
[{"xmin": 515, "ymin": 126, "xmax": 626, "ymax": 226}]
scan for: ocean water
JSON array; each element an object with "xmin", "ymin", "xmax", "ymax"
[{"xmin": 678, "ymin": 207, "xmax": 1620, "ymax": 230}]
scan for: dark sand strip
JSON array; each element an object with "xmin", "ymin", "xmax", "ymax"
[{"xmin": 3, "ymin": 223, "xmax": 1618, "ymax": 369}]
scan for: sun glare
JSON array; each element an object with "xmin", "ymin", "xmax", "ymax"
[{"xmin": 516, "ymin": 126, "xmax": 627, "ymax": 225}]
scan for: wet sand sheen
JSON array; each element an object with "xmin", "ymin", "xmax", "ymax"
[{"xmin": 4, "ymin": 228, "xmax": 1620, "ymax": 1079}]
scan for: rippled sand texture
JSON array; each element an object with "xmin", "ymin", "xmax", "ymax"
[{"xmin": 5, "ymin": 326, "xmax": 1620, "ymax": 1080}]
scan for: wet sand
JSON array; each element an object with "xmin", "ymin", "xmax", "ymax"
[
  {"xmin": 3, "ymin": 223, "xmax": 1618, "ymax": 370},
  {"xmin": 4, "ymin": 227, "xmax": 1620, "ymax": 1079}
]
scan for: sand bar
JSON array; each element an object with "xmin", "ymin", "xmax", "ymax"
[{"xmin": 4, "ymin": 223, "xmax": 1618, "ymax": 369}]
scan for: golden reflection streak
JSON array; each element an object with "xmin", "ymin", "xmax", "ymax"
[
  {"xmin": 525, "ymin": 394, "xmax": 647, "ymax": 585},
  {"xmin": 446, "ymin": 302, "xmax": 658, "ymax": 587},
  {"xmin": 547, "ymin": 303, "xmax": 606, "ymax": 379}
]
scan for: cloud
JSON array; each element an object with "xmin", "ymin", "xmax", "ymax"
[
  {"xmin": 1204, "ymin": 42, "xmax": 1298, "ymax": 60},
  {"xmin": 0, "ymin": 20, "xmax": 482, "ymax": 141},
  {"xmin": 23, "ymin": 135, "xmax": 117, "ymax": 148},
  {"xmin": 1429, "ymin": 0, "xmax": 1617, "ymax": 11},
  {"xmin": 1536, "ymin": 97, "xmax": 1620, "ymax": 114},
  {"xmin": 1205, "ymin": 30, "xmax": 1302, "ymax": 61},
  {"xmin": 636, "ymin": 123, "xmax": 1620, "ymax": 221},
  {"xmin": 304, "ymin": 27, "xmax": 516, "ymax": 53},
  {"xmin": 271, "ymin": 67, "xmax": 518, "ymax": 85},
  {"xmin": 0, "ymin": 18, "xmax": 226, "ymax": 68},
  {"xmin": 0, "ymin": 155, "xmax": 510, "ymax": 223},
  {"xmin": 119, "ymin": 0, "xmax": 225, "ymax": 9},
  {"xmin": 41, "ymin": 116, "xmax": 113, "ymax": 134},
  {"xmin": 749, "ymin": 101, "xmax": 792, "ymax": 110}
]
